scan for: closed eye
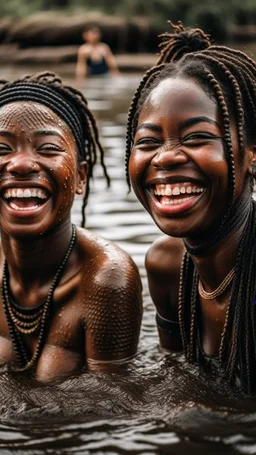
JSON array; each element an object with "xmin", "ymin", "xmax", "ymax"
[
  {"xmin": 134, "ymin": 137, "xmax": 161, "ymax": 148},
  {"xmin": 0, "ymin": 143, "xmax": 13, "ymax": 154},
  {"xmin": 37, "ymin": 143, "xmax": 65, "ymax": 154},
  {"xmin": 182, "ymin": 133, "xmax": 223, "ymax": 144}
]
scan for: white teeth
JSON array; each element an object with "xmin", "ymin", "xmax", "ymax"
[
  {"xmin": 166, "ymin": 185, "xmax": 172, "ymax": 196},
  {"xmin": 154, "ymin": 183, "xmax": 204, "ymax": 197},
  {"xmin": 3, "ymin": 187, "xmax": 48, "ymax": 200},
  {"xmin": 162, "ymin": 197, "xmax": 193, "ymax": 205},
  {"xmin": 23, "ymin": 189, "xmax": 31, "ymax": 198},
  {"xmin": 172, "ymin": 186, "xmax": 180, "ymax": 195},
  {"xmin": 17, "ymin": 189, "xmax": 23, "ymax": 198}
]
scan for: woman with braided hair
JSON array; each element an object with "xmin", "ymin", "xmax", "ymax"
[
  {"xmin": 126, "ymin": 22, "xmax": 256, "ymax": 395},
  {"xmin": 0, "ymin": 72, "xmax": 142, "ymax": 380}
]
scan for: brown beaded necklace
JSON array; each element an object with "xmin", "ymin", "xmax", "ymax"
[
  {"xmin": 1, "ymin": 224, "xmax": 76, "ymax": 372},
  {"xmin": 198, "ymin": 267, "xmax": 236, "ymax": 300}
]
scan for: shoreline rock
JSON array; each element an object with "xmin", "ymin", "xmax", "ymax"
[{"xmin": 0, "ymin": 44, "xmax": 157, "ymax": 72}]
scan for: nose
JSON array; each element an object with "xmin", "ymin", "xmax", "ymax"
[
  {"xmin": 6, "ymin": 150, "xmax": 40, "ymax": 176},
  {"xmin": 151, "ymin": 146, "xmax": 189, "ymax": 169}
]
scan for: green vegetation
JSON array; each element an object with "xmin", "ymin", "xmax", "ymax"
[{"xmin": 1, "ymin": 0, "xmax": 256, "ymax": 41}]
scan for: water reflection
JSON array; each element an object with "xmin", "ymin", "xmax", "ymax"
[{"xmin": 0, "ymin": 71, "xmax": 256, "ymax": 454}]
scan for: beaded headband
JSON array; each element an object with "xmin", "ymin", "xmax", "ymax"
[{"xmin": 0, "ymin": 82, "xmax": 85, "ymax": 159}]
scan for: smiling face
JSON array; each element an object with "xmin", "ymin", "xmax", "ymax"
[
  {"xmin": 129, "ymin": 77, "xmax": 252, "ymax": 239},
  {"xmin": 0, "ymin": 101, "xmax": 86, "ymax": 238}
]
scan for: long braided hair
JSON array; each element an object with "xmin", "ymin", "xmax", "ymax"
[
  {"xmin": 0, "ymin": 72, "xmax": 110, "ymax": 228},
  {"xmin": 125, "ymin": 22, "xmax": 256, "ymax": 395}
]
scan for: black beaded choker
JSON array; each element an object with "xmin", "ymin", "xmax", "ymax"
[{"xmin": 2, "ymin": 225, "xmax": 76, "ymax": 372}]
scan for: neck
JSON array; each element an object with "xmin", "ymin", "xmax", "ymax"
[
  {"xmin": 188, "ymin": 215, "xmax": 247, "ymax": 291},
  {"xmin": 184, "ymin": 184, "xmax": 252, "ymax": 257},
  {"xmin": 1, "ymin": 219, "xmax": 73, "ymax": 291}
]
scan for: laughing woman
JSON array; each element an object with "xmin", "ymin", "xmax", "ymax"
[
  {"xmin": 126, "ymin": 22, "xmax": 256, "ymax": 395},
  {"xmin": 0, "ymin": 72, "xmax": 142, "ymax": 381}
]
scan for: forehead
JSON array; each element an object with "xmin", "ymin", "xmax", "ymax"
[
  {"xmin": 0, "ymin": 101, "xmax": 69, "ymax": 131},
  {"xmin": 84, "ymin": 29, "xmax": 99, "ymax": 36},
  {"xmin": 141, "ymin": 77, "xmax": 218, "ymax": 120}
]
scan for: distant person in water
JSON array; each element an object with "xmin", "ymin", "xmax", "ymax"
[
  {"xmin": 75, "ymin": 26, "xmax": 120, "ymax": 80},
  {"xmin": 126, "ymin": 21, "xmax": 256, "ymax": 396},
  {"xmin": 0, "ymin": 71, "xmax": 142, "ymax": 381}
]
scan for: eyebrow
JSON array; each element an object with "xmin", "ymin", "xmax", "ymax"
[
  {"xmin": 0, "ymin": 130, "xmax": 14, "ymax": 137},
  {"xmin": 34, "ymin": 130, "xmax": 65, "ymax": 139},
  {"xmin": 136, "ymin": 117, "xmax": 221, "ymax": 134},
  {"xmin": 136, "ymin": 123, "xmax": 162, "ymax": 133},
  {"xmin": 179, "ymin": 117, "xmax": 221, "ymax": 130},
  {"xmin": 0, "ymin": 130, "xmax": 65, "ymax": 139}
]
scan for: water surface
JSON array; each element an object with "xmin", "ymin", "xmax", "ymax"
[{"xmin": 0, "ymin": 68, "xmax": 256, "ymax": 454}]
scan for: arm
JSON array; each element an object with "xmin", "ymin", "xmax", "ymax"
[
  {"xmin": 85, "ymin": 256, "xmax": 142, "ymax": 372},
  {"xmin": 145, "ymin": 236, "xmax": 184, "ymax": 352},
  {"xmin": 75, "ymin": 45, "xmax": 89, "ymax": 82},
  {"xmin": 103, "ymin": 44, "xmax": 120, "ymax": 76}
]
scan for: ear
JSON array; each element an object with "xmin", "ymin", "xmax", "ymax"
[
  {"xmin": 75, "ymin": 161, "xmax": 88, "ymax": 195},
  {"xmin": 248, "ymin": 145, "xmax": 256, "ymax": 175}
]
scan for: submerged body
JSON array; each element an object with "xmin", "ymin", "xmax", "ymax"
[
  {"xmin": 126, "ymin": 22, "xmax": 256, "ymax": 395},
  {"xmin": 0, "ymin": 227, "xmax": 141, "ymax": 381},
  {"xmin": 76, "ymin": 27, "xmax": 119, "ymax": 80},
  {"xmin": 0, "ymin": 75, "xmax": 142, "ymax": 381},
  {"xmin": 130, "ymin": 76, "xmax": 250, "ymax": 357}
]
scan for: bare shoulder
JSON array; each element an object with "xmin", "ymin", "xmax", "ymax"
[
  {"xmin": 77, "ymin": 43, "xmax": 90, "ymax": 56},
  {"xmin": 101, "ymin": 43, "xmax": 111, "ymax": 50},
  {"xmin": 76, "ymin": 227, "xmax": 142, "ymax": 293},
  {"xmin": 146, "ymin": 235, "xmax": 184, "ymax": 279},
  {"xmin": 76, "ymin": 227, "xmax": 142, "ymax": 364},
  {"xmin": 101, "ymin": 43, "xmax": 112, "ymax": 54}
]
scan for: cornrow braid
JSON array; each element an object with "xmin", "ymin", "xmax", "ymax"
[
  {"xmin": 0, "ymin": 71, "xmax": 110, "ymax": 227},
  {"xmin": 126, "ymin": 22, "xmax": 256, "ymax": 395}
]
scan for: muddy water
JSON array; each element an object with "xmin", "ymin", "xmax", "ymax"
[{"xmin": 0, "ymin": 69, "xmax": 256, "ymax": 454}]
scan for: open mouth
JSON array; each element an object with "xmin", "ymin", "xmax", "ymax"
[
  {"xmin": 150, "ymin": 182, "xmax": 206, "ymax": 214},
  {"xmin": 3, "ymin": 187, "xmax": 50, "ymax": 211}
]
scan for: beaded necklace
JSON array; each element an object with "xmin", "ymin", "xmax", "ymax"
[
  {"xmin": 198, "ymin": 267, "xmax": 236, "ymax": 300},
  {"xmin": 1, "ymin": 224, "xmax": 76, "ymax": 372},
  {"xmin": 178, "ymin": 198, "xmax": 253, "ymax": 367}
]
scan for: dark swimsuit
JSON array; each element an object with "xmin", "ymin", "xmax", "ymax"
[{"xmin": 87, "ymin": 56, "xmax": 109, "ymax": 76}]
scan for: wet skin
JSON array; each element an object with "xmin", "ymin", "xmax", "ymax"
[
  {"xmin": 0, "ymin": 101, "xmax": 142, "ymax": 381},
  {"xmin": 129, "ymin": 77, "xmax": 256, "ymax": 357}
]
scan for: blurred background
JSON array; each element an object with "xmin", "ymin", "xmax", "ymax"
[
  {"xmin": 0, "ymin": 0, "xmax": 255, "ymax": 72},
  {"xmin": 0, "ymin": 3, "xmax": 256, "ymax": 454}
]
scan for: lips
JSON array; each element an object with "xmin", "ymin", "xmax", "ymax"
[{"xmin": 2, "ymin": 187, "xmax": 50, "ymax": 212}]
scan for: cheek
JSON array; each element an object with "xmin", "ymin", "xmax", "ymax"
[
  {"xmin": 52, "ymin": 154, "xmax": 77, "ymax": 178},
  {"xmin": 129, "ymin": 149, "xmax": 146, "ymax": 184},
  {"xmin": 45, "ymin": 155, "xmax": 78, "ymax": 201}
]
